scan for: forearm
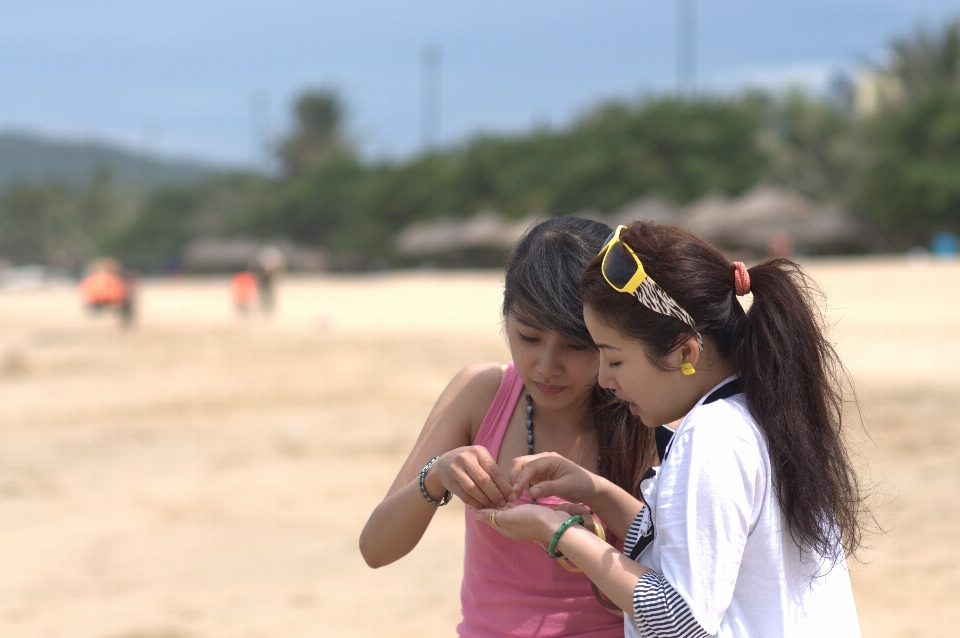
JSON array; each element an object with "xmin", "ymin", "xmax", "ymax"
[
  {"xmin": 582, "ymin": 474, "xmax": 644, "ymax": 541},
  {"xmin": 359, "ymin": 480, "xmax": 442, "ymax": 568},
  {"xmin": 553, "ymin": 524, "xmax": 650, "ymax": 613}
]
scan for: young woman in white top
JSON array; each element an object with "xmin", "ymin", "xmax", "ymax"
[{"xmin": 478, "ymin": 221, "xmax": 867, "ymax": 637}]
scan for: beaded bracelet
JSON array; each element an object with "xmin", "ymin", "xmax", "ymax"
[
  {"xmin": 548, "ymin": 515, "xmax": 584, "ymax": 558},
  {"xmin": 419, "ymin": 455, "xmax": 453, "ymax": 506}
]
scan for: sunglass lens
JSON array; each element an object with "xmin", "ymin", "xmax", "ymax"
[{"xmin": 603, "ymin": 245, "xmax": 638, "ymax": 290}]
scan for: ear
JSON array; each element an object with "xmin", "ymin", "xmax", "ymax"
[{"xmin": 674, "ymin": 336, "xmax": 701, "ymax": 370}]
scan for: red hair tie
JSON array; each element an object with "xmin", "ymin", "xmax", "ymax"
[{"xmin": 733, "ymin": 262, "xmax": 751, "ymax": 296}]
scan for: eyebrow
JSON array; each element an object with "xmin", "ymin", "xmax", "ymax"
[
  {"xmin": 512, "ymin": 313, "xmax": 546, "ymax": 331},
  {"xmin": 594, "ymin": 343, "xmax": 620, "ymax": 351}
]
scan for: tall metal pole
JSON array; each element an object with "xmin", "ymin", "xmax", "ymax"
[
  {"xmin": 676, "ymin": 0, "xmax": 696, "ymax": 95},
  {"xmin": 420, "ymin": 46, "xmax": 443, "ymax": 150}
]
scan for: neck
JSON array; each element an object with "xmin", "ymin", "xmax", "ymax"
[
  {"xmin": 689, "ymin": 356, "xmax": 738, "ymax": 405},
  {"xmin": 530, "ymin": 394, "xmax": 594, "ymax": 434}
]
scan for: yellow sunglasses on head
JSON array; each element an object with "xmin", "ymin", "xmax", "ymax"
[
  {"xmin": 597, "ymin": 225, "xmax": 703, "ymax": 351},
  {"xmin": 599, "ymin": 225, "xmax": 648, "ymax": 293}
]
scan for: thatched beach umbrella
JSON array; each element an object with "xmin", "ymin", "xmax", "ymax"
[
  {"xmin": 610, "ymin": 196, "xmax": 678, "ymax": 227},
  {"xmin": 680, "ymin": 186, "xmax": 866, "ymax": 256},
  {"xmin": 395, "ymin": 210, "xmax": 539, "ymax": 255}
]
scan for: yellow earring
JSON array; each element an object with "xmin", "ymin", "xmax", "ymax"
[{"xmin": 680, "ymin": 362, "xmax": 696, "ymax": 376}]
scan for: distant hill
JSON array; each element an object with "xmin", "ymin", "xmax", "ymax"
[{"xmin": 0, "ymin": 132, "xmax": 230, "ymax": 190}]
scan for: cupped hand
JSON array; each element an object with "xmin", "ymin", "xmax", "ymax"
[
  {"xmin": 473, "ymin": 503, "xmax": 568, "ymax": 544},
  {"xmin": 430, "ymin": 445, "xmax": 515, "ymax": 509},
  {"xmin": 510, "ymin": 452, "xmax": 596, "ymax": 503}
]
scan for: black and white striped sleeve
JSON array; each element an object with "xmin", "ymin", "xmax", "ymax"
[
  {"xmin": 632, "ymin": 571, "xmax": 712, "ymax": 638},
  {"xmin": 622, "ymin": 508, "xmax": 645, "ymax": 558}
]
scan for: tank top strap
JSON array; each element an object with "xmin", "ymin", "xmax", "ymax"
[{"xmin": 473, "ymin": 361, "xmax": 524, "ymax": 461}]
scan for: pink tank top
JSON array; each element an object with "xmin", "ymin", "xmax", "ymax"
[{"xmin": 457, "ymin": 362, "xmax": 623, "ymax": 637}]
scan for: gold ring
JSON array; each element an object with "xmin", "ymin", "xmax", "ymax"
[{"xmin": 489, "ymin": 509, "xmax": 499, "ymax": 527}]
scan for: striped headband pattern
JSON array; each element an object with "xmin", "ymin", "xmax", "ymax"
[{"xmin": 633, "ymin": 277, "xmax": 703, "ymax": 352}]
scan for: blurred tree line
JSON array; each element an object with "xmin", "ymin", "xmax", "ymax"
[{"xmin": 2, "ymin": 20, "xmax": 958, "ymax": 272}]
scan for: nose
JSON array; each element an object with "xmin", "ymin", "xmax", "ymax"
[
  {"xmin": 597, "ymin": 357, "xmax": 617, "ymax": 390},
  {"xmin": 535, "ymin": 341, "xmax": 564, "ymax": 378}
]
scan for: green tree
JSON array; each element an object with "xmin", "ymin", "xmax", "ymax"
[
  {"xmin": 108, "ymin": 187, "xmax": 201, "ymax": 269},
  {"xmin": 277, "ymin": 89, "xmax": 351, "ymax": 177},
  {"xmin": 0, "ymin": 182, "xmax": 88, "ymax": 268},
  {"xmin": 860, "ymin": 89, "xmax": 960, "ymax": 246},
  {"xmin": 890, "ymin": 20, "xmax": 960, "ymax": 98},
  {"xmin": 859, "ymin": 20, "xmax": 960, "ymax": 247},
  {"xmin": 237, "ymin": 156, "xmax": 368, "ymax": 250},
  {"xmin": 752, "ymin": 90, "xmax": 861, "ymax": 202}
]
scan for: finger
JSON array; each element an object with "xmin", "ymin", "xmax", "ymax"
[
  {"xmin": 480, "ymin": 457, "xmax": 516, "ymax": 505},
  {"xmin": 526, "ymin": 479, "xmax": 565, "ymax": 500},
  {"xmin": 449, "ymin": 465, "xmax": 495, "ymax": 509},
  {"xmin": 449, "ymin": 484, "xmax": 486, "ymax": 511},
  {"xmin": 474, "ymin": 507, "xmax": 494, "ymax": 522},
  {"xmin": 468, "ymin": 457, "xmax": 509, "ymax": 508},
  {"xmin": 512, "ymin": 459, "xmax": 556, "ymax": 495},
  {"xmin": 508, "ymin": 452, "xmax": 552, "ymax": 485},
  {"xmin": 508, "ymin": 455, "xmax": 531, "ymax": 485}
]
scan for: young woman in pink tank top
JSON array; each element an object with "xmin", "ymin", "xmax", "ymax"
[{"xmin": 360, "ymin": 217, "xmax": 658, "ymax": 637}]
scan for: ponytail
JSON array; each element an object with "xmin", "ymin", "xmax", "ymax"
[{"xmin": 737, "ymin": 259, "xmax": 863, "ymax": 561}]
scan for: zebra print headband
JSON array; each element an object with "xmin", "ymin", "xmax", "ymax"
[{"xmin": 598, "ymin": 225, "xmax": 704, "ymax": 351}]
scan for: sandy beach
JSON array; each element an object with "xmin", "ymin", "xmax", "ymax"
[{"xmin": 1, "ymin": 257, "xmax": 958, "ymax": 637}]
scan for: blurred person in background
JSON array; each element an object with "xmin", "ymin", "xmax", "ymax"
[
  {"xmin": 478, "ymin": 222, "xmax": 865, "ymax": 638},
  {"xmin": 252, "ymin": 245, "xmax": 285, "ymax": 315},
  {"xmin": 361, "ymin": 216, "xmax": 664, "ymax": 638},
  {"xmin": 230, "ymin": 270, "xmax": 257, "ymax": 316},
  {"xmin": 78, "ymin": 257, "xmax": 135, "ymax": 328}
]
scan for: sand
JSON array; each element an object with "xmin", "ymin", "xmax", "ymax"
[{"xmin": 0, "ymin": 257, "xmax": 958, "ymax": 638}]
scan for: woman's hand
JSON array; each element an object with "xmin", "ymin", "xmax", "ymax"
[
  {"xmin": 427, "ymin": 445, "xmax": 516, "ymax": 510},
  {"xmin": 473, "ymin": 503, "xmax": 570, "ymax": 544},
  {"xmin": 510, "ymin": 452, "xmax": 597, "ymax": 502}
]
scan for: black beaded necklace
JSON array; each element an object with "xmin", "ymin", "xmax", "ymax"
[{"xmin": 524, "ymin": 392, "xmax": 601, "ymax": 504}]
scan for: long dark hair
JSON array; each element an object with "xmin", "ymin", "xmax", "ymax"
[
  {"xmin": 503, "ymin": 216, "xmax": 656, "ymax": 496},
  {"xmin": 580, "ymin": 221, "xmax": 866, "ymax": 561}
]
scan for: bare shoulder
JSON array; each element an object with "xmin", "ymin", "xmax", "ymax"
[
  {"xmin": 447, "ymin": 362, "xmax": 507, "ymax": 442},
  {"xmin": 409, "ymin": 361, "xmax": 508, "ymax": 455},
  {"xmin": 445, "ymin": 362, "xmax": 505, "ymax": 413}
]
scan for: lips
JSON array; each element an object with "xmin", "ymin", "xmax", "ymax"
[
  {"xmin": 535, "ymin": 382, "xmax": 565, "ymax": 396},
  {"xmin": 614, "ymin": 393, "xmax": 639, "ymax": 415}
]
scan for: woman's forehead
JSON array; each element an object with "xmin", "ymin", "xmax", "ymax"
[
  {"xmin": 508, "ymin": 311, "xmax": 548, "ymax": 332},
  {"xmin": 507, "ymin": 311, "xmax": 594, "ymax": 345}
]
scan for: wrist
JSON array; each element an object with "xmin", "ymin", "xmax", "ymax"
[
  {"xmin": 583, "ymin": 472, "xmax": 611, "ymax": 508},
  {"xmin": 423, "ymin": 460, "xmax": 446, "ymax": 499},
  {"xmin": 547, "ymin": 514, "xmax": 585, "ymax": 558},
  {"xmin": 419, "ymin": 455, "xmax": 452, "ymax": 506},
  {"xmin": 538, "ymin": 510, "xmax": 567, "ymax": 543}
]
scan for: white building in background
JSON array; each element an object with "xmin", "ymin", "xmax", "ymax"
[{"xmin": 853, "ymin": 68, "xmax": 904, "ymax": 117}]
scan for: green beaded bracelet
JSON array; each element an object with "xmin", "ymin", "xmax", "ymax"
[{"xmin": 548, "ymin": 515, "xmax": 584, "ymax": 558}]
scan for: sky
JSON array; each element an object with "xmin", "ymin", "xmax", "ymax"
[{"xmin": 1, "ymin": 0, "xmax": 958, "ymax": 167}]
